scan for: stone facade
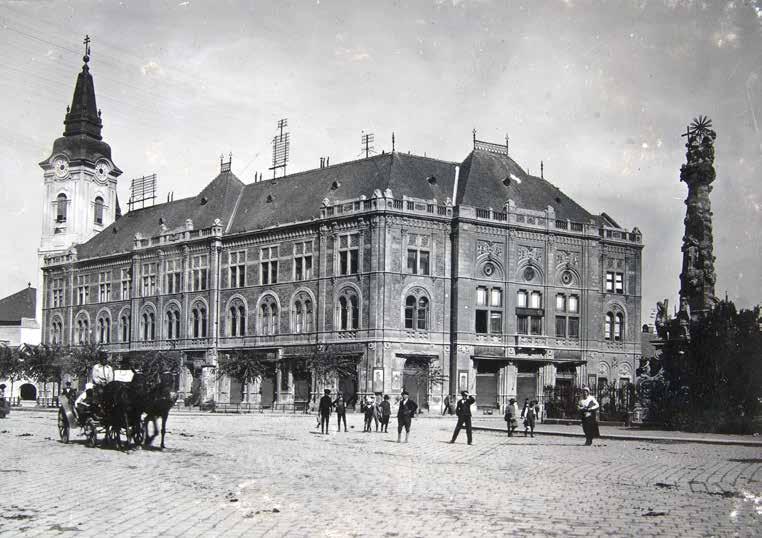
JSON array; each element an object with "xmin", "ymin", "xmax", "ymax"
[{"xmin": 38, "ymin": 60, "xmax": 643, "ymax": 413}]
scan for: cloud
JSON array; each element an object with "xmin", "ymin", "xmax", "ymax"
[{"xmin": 334, "ymin": 47, "xmax": 370, "ymax": 62}]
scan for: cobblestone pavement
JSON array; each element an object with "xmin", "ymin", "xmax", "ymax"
[{"xmin": 1, "ymin": 412, "xmax": 760, "ymax": 537}]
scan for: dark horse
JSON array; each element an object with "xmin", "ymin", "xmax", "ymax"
[
  {"xmin": 97, "ymin": 379, "xmax": 145, "ymax": 448},
  {"xmin": 142, "ymin": 372, "xmax": 178, "ymax": 449}
]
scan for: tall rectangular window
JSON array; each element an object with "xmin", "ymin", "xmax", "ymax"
[
  {"xmin": 260, "ymin": 246, "xmax": 278, "ymax": 285},
  {"xmin": 98, "ymin": 271, "xmax": 111, "ymax": 302},
  {"xmin": 141, "ymin": 262, "xmax": 157, "ymax": 296},
  {"xmin": 165, "ymin": 259, "xmax": 181, "ymax": 294},
  {"xmin": 229, "ymin": 250, "xmax": 246, "ymax": 288},
  {"xmin": 191, "ymin": 254, "xmax": 209, "ymax": 291},
  {"xmin": 556, "ymin": 316, "xmax": 566, "ymax": 337},
  {"xmin": 606, "ymin": 271, "xmax": 615, "ymax": 292},
  {"xmin": 51, "ymin": 278, "xmax": 64, "ymax": 308},
  {"xmin": 516, "ymin": 289, "xmax": 543, "ymax": 336},
  {"xmin": 615, "ymin": 272, "xmax": 624, "ymax": 294},
  {"xmin": 338, "ymin": 234, "xmax": 359, "ymax": 275},
  {"xmin": 568, "ymin": 317, "xmax": 580, "ymax": 339},
  {"xmin": 407, "ymin": 249, "xmax": 430, "ymax": 275},
  {"xmin": 121, "ymin": 268, "xmax": 131, "ymax": 300},
  {"xmin": 76, "ymin": 275, "xmax": 90, "ymax": 306},
  {"xmin": 530, "ymin": 316, "xmax": 543, "ymax": 335},
  {"xmin": 517, "ymin": 315, "xmax": 529, "ymax": 335},
  {"xmin": 517, "ymin": 290, "xmax": 528, "ymax": 308},
  {"xmin": 294, "ymin": 241, "xmax": 313, "ymax": 281},
  {"xmin": 555, "ymin": 294, "xmax": 579, "ymax": 339},
  {"xmin": 476, "ymin": 286, "xmax": 503, "ymax": 334}
]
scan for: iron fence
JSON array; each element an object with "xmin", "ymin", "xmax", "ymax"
[{"xmin": 543, "ymin": 383, "xmax": 636, "ymax": 422}]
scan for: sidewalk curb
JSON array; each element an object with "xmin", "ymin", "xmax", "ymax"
[{"xmin": 471, "ymin": 426, "xmax": 762, "ymax": 447}]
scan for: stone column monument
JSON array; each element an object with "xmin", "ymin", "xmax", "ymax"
[{"xmin": 678, "ymin": 116, "xmax": 718, "ymax": 321}]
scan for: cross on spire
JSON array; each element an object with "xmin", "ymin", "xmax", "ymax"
[{"xmin": 83, "ymin": 35, "xmax": 91, "ymax": 63}]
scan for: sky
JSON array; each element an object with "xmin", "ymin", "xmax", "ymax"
[{"xmin": 0, "ymin": 0, "xmax": 761, "ymax": 319}]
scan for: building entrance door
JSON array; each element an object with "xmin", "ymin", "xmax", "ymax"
[
  {"xmin": 516, "ymin": 373, "xmax": 537, "ymax": 404},
  {"xmin": 402, "ymin": 357, "xmax": 431, "ymax": 411},
  {"xmin": 475, "ymin": 360, "xmax": 500, "ymax": 409}
]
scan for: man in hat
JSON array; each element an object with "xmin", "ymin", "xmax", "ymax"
[
  {"xmin": 318, "ymin": 389, "xmax": 333, "ymax": 434},
  {"xmin": 396, "ymin": 391, "xmax": 418, "ymax": 443},
  {"xmin": 449, "ymin": 390, "xmax": 476, "ymax": 445}
]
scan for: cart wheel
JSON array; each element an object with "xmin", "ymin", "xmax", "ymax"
[
  {"xmin": 132, "ymin": 423, "xmax": 145, "ymax": 446},
  {"xmin": 58, "ymin": 409, "xmax": 70, "ymax": 444},
  {"xmin": 84, "ymin": 420, "xmax": 98, "ymax": 447}
]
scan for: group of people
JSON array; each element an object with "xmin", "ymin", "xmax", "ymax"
[
  {"xmin": 317, "ymin": 389, "xmax": 418, "ymax": 442},
  {"xmin": 316, "ymin": 385, "xmax": 602, "ymax": 446}
]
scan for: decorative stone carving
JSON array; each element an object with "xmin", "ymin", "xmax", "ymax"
[
  {"xmin": 517, "ymin": 245, "xmax": 542, "ymax": 263},
  {"xmin": 476, "ymin": 240, "xmax": 504, "ymax": 258},
  {"xmin": 679, "ymin": 116, "xmax": 718, "ymax": 320},
  {"xmin": 367, "ymin": 342, "xmax": 376, "ymax": 350},
  {"xmin": 556, "ymin": 250, "xmax": 579, "ymax": 267}
]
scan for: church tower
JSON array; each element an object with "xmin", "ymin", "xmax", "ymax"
[{"xmin": 37, "ymin": 37, "xmax": 122, "ymax": 321}]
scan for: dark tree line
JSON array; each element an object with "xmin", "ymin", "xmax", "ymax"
[{"xmin": 638, "ymin": 301, "xmax": 762, "ymax": 433}]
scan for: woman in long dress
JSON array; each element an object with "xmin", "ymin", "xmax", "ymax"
[{"xmin": 578, "ymin": 386, "xmax": 600, "ymax": 446}]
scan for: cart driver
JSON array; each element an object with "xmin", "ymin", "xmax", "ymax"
[
  {"xmin": 91, "ymin": 360, "xmax": 114, "ymax": 386},
  {"xmin": 74, "ymin": 383, "xmax": 94, "ymax": 421}
]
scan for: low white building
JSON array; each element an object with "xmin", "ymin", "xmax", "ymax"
[{"xmin": 0, "ymin": 285, "xmax": 43, "ymax": 403}]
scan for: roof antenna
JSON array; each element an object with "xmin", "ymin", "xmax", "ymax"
[
  {"xmin": 392, "ymin": 132, "xmax": 396, "ymax": 152},
  {"xmin": 505, "ymin": 133, "xmax": 510, "ymax": 157},
  {"xmin": 472, "ymin": 128, "xmax": 477, "ymax": 147},
  {"xmin": 540, "ymin": 160, "xmax": 544, "ymax": 179},
  {"xmin": 361, "ymin": 131, "xmax": 375, "ymax": 158}
]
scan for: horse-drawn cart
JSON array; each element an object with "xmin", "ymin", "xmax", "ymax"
[{"xmin": 58, "ymin": 380, "xmax": 145, "ymax": 448}]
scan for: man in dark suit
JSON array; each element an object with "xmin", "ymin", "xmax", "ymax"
[
  {"xmin": 318, "ymin": 389, "xmax": 333, "ymax": 434},
  {"xmin": 396, "ymin": 391, "xmax": 418, "ymax": 443},
  {"xmin": 449, "ymin": 390, "xmax": 476, "ymax": 445}
]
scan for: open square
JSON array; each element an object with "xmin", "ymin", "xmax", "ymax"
[{"xmin": 1, "ymin": 412, "xmax": 760, "ymax": 537}]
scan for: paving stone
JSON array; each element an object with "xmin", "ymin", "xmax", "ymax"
[{"xmin": 0, "ymin": 413, "xmax": 760, "ymax": 536}]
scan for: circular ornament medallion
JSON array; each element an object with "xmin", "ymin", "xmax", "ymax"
[
  {"xmin": 53, "ymin": 157, "xmax": 69, "ymax": 179},
  {"xmin": 523, "ymin": 266, "xmax": 535, "ymax": 282}
]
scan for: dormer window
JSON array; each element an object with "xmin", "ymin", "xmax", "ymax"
[{"xmin": 94, "ymin": 196, "xmax": 104, "ymax": 225}]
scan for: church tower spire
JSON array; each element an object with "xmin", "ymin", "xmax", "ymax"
[
  {"xmin": 63, "ymin": 35, "xmax": 103, "ymax": 140},
  {"xmin": 38, "ymin": 35, "xmax": 122, "ymax": 296}
]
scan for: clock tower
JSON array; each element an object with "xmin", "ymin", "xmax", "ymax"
[{"xmin": 37, "ymin": 37, "xmax": 122, "ymax": 320}]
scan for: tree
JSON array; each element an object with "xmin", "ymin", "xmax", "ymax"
[
  {"xmin": 216, "ymin": 350, "xmax": 270, "ymax": 403},
  {"xmin": 22, "ymin": 344, "xmax": 66, "ymax": 401},
  {"xmin": 638, "ymin": 300, "xmax": 762, "ymax": 432},
  {"xmin": 304, "ymin": 345, "xmax": 358, "ymax": 388},
  {"xmin": 54, "ymin": 342, "xmax": 110, "ymax": 384},
  {"xmin": 127, "ymin": 350, "xmax": 182, "ymax": 381},
  {"xmin": 0, "ymin": 345, "xmax": 24, "ymax": 400}
]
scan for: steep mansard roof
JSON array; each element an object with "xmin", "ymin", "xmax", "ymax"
[
  {"xmin": 73, "ymin": 148, "xmax": 606, "ymax": 261},
  {"xmin": 457, "ymin": 149, "xmax": 596, "ymax": 223}
]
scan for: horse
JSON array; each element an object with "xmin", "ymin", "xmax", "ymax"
[
  {"xmin": 98, "ymin": 378, "xmax": 145, "ymax": 448},
  {"xmin": 142, "ymin": 372, "xmax": 178, "ymax": 449}
]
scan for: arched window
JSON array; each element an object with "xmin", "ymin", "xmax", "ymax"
[
  {"xmin": 191, "ymin": 304, "xmax": 207, "ymax": 338},
  {"xmin": 292, "ymin": 292, "xmax": 314, "ymax": 334},
  {"xmin": 604, "ymin": 313, "xmax": 614, "ymax": 340},
  {"xmin": 228, "ymin": 300, "xmax": 246, "ymax": 337},
  {"xmin": 259, "ymin": 296, "xmax": 278, "ymax": 335},
  {"xmin": 404, "ymin": 289, "xmax": 430, "ymax": 331},
  {"xmin": 120, "ymin": 314, "xmax": 130, "ymax": 342},
  {"xmin": 56, "ymin": 194, "xmax": 68, "ymax": 223},
  {"xmin": 166, "ymin": 308, "xmax": 181, "ymax": 340},
  {"xmin": 614, "ymin": 313, "xmax": 624, "ymax": 341},
  {"xmin": 51, "ymin": 319, "xmax": 63, "ymax": 345},
  {"xmin": 97, "ymin": 315, "xmax": 110, "ymax": 344},
  {"xmin": 94, "ymin": 196, "xmax": 104, "ymax": 225},
  {"xmin": 141, "ymin": 310, "xmax": 155, "ymax": 341},
  {"xmin": 76, "ymin": 318, "xmax": 89, "ymax": 344},
  {"xmin": 337, "ymin": 288, "xmax": 359, "ymax": 331}
]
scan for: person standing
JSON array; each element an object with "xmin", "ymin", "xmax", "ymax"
[
  {"xmin": 523, "ymin": 400, "xmax": 538, "ymax": 438},
  {"xmin": 318, "ymin": 389, "xmax": 333, "ymax": 434},
  {"xmin": 380, "ymin": 395, "xmax": 391, "ymax": 432},
  {"xmin": 442, "ymin": 395, "xmax": 453, "ymax": 416},
  {"xmin": 504, "ymin": 398, "xmax": 520, "ymax": 436},
  {"xmin": 449, "ymin": 390, "xmax": 476, "ymax": 445},
  {"xmin": 396, "ymin": 391, "xmax": 418, "ymax": 443},
  {"xmin": 334, "ymin": 393, "xmax": 348, "ymax": 432},
  {"xmin": 578, "ymin": 386, "xmax": 600, "ymax": 446}
]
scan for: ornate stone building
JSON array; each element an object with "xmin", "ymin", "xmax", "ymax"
[{"xmin": 39, "ymin": 56, "xmax": 643, "ymax": 411}]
